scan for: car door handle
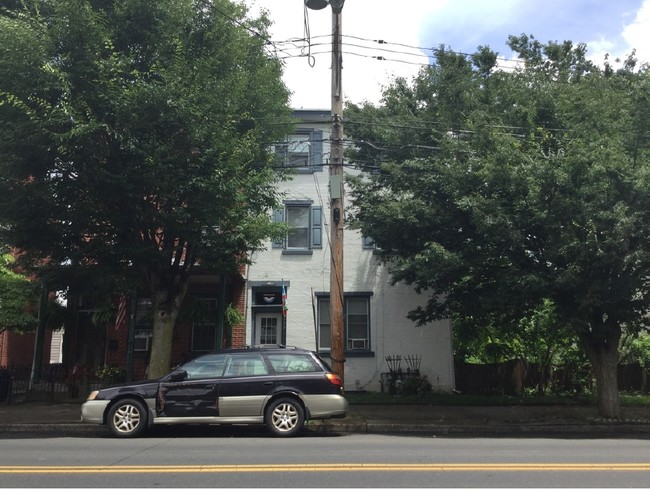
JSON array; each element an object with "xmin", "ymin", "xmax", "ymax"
[{"xmin": 262, "ymin": 381, "xmax": 274, "ymax": 386}]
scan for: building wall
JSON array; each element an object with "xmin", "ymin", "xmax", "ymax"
[
  {"xmin": 0, "ymin": 329, "xmax": 53, "ymax": 368},
  {"xmin": 246, "ymin": 110, "xmax": 455, "ymax": 393},
  {"xmin": 102, "ymin": 273, "xmax": 248, "ymax": 380}
]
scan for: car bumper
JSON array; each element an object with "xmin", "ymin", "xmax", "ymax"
[
  {"xmin": 81, "ymin": 400, "xmax": 110, "ymax": 424},
  {"xmin": 303, "ymin": 394, "xmax": 349, "ymax": 419}
]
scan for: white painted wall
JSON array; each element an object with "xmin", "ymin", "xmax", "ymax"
[{"xmin": 246, "ymin": 112, "xmax": 455, "ymax": 393}]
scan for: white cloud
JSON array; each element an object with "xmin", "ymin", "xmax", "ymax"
[{"xmin": 621, "ymin": 0, "xmax": 650, "ymax": 64}]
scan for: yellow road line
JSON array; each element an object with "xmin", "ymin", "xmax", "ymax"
[{"xmin": 0, "ymin": 463, "xmax": 649, "ymax": 474}]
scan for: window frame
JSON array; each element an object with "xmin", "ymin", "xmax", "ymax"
[
  {"xmin": 315, "ymin": 292, "xmax": 373, "ymax": 355},
  {"xmin": 190, "ymin": 298, "xmax": 219, "ymax": 353},
  {"xmin": 134, "ymin": 299, "xmax": 153, "ymax": 352},
  {"xmin": 275, "ymin": 128, "xmax": 323, "ymax": 173},
  {"xmin": 272, "ymin": 201, "xmax": 322, "ymax": 254}
]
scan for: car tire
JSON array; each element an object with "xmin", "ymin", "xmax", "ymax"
[
  {"xmin": 265, "ymin": 397, "xmax": 305, "ymax": 437},
  {"xmin": 107, "ymin": 398, "xmax": 148, "ymax": 438}
]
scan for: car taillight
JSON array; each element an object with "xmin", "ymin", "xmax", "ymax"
[{"xmin": 326, "ymin": 372, "xmax": 342, "ymax": 386}]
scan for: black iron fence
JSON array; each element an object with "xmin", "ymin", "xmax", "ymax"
[
  {"xmin": 454, "ymin": 360, "xmax": 650, "ymax": 396},
  {"xmin": 0, "ymin": 364, "xmax": 127, "ymax": 404}
]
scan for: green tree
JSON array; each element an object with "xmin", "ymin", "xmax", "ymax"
[
  {"xmin": 0, "ymin": 0, "xmax": 292, "ymax": 378},
  {"xmin": 0, "ymin": 251, "xmax": 38, "ymax": 333},
  {"xmin": 345, "ymin": 36, "xmax": 650, "ymax": 417}
]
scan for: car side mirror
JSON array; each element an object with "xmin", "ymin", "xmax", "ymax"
[{"xmin": 167, "ymin": 369, "xmax": 188, "ymax": 382}]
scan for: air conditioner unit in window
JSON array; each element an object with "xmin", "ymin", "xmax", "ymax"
[{"xmin": 350, "ymin": 338, "xmax": 367, "ymax": 350}]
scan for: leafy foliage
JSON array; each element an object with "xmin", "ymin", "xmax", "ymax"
[
  {"xmin": 0, "ymin": 252, "xmax": 38, "ymax": 332},
  {"xmin": 345, "ymin": 36, "xmax": 650, "ymax": 417},
  {"xmin": 0, "ymin": 0, "xmax": 292, "ymax": 377}
]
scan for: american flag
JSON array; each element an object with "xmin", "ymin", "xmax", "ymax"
[
  {"xmin": 281, "ymin": 283, "xmax": 288, "ymax": 317},
  {"xmin": 115, "ymin": 295, "xmax": 128, "ymax": 330}
]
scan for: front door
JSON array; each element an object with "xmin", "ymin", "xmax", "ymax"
[
  {"xmin": 255, "ymin": 313, "xmax": 283, "ymax": 346},
  {"xmin": 157, "ymin": 353, "xmax": 226, "ymax": 417}
]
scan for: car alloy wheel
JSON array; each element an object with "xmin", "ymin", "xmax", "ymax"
[
  {"xmin": 107, "ymin": 398, "xmax": 148, "ymax": 438},
  {"xmin": 266, "ymin": 397, "xmax": 305, "ymax": 437}
]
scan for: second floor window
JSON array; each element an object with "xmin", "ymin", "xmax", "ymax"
[{"xmin": 272, "ymin": 201, "xmax": 322, "ymax": 254}]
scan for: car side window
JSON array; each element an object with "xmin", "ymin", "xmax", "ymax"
[
  {"xmin": 182, "ymin": 354, "xmax": 226, "ymax": 380},
  {"xmin": 223, "ymin": 354, "xmax": 269, "ymax": 377},
  {"xmin": 267, "ymin": 354, "xmax": 320, "ymax": 373}
]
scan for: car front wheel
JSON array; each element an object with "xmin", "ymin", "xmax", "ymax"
[
  {"xmin": 265, "ymin": 397, "xmax": 305, "ymax": 437},
  {"xmin": 107, "ymin": 398, "xmax": 148, "ymax": 438}
]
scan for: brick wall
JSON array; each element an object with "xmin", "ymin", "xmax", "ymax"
[{"xmin": 0, "ymin": 329, "xmax": 53, "ymax": 367}]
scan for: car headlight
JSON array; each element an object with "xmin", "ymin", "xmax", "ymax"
[{"xmin": 86, "ymin": 390, "xmax": 100, "ymax": 401}]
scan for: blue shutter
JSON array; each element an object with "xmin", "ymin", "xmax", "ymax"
[
  {"xmin": 272, "ymin": 208, "xmax": 285, "ymax": 248},
  {"xmin": 311, "ymin": 206, "xmax": 322, "ymax": 249},
  {"xmin": 311, "ymin": 130, "xmax": 323, "ymax": 172}
]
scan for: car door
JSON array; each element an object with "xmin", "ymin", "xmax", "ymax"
[
  {"xmin": 218, "ymin": 353, "xmax": 275, "ymax": 417},
  {"xmin": 157, "ymin": 353, "xmax": 226, "ymax": 418}
]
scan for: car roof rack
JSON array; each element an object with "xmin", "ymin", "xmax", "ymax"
[{"xmin": 243, "ymin": 344, "xmax": 301, "ymax": 350}]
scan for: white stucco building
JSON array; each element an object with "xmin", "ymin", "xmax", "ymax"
[{"xmin": 245, "ymin": 110, "xmax": 455, "ymax": 393}]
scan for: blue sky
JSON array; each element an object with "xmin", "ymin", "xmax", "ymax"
[
  {"xmin": 420, "ymin": 0, "xmax": 646, "ymax": 62},
  {"xmin": 244, "ymin": 0, "xmax": 650, "ymax": 109}
]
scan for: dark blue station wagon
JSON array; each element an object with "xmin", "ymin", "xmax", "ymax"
[{"xmin": 81, "ymin": 346, "xmax": 348, "ymax": 437}]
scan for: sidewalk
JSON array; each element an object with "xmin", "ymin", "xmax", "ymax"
[{"xmin": 1, "ymin": 401, "xmax": 649, "ymax": 437}]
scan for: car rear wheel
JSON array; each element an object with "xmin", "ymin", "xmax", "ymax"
[
  {"xmin": 107, "ymin": 398, "xmax": 148, "ymax": 438},
  {"xmin": 265, "ymin": 397, "xmax": 305, "ymax": 437}
]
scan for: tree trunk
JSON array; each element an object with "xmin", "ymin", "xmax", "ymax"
[
  {"xmin": 581, "ymin": 326, "xmax": 621, "ymax": 419},
  {"xmin": 146, "ymin": 268, "xmax": 191, "ymax": 380},
  {"xmin": 147, "ymin": 295, "xmax": 180, "ymax": 380}
]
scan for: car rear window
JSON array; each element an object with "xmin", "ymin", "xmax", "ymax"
[{"xmin": 267, "ymin": 354, "xmax": 321, "ymax": 373}]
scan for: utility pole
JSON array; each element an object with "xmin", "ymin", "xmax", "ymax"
[
  {"xmin": 329, "ymin": 1, "xmax": 345, "ymax": 384},
  {"xmin": 304, "ymin": 0, "xmax": 346, "ymax": 384}
]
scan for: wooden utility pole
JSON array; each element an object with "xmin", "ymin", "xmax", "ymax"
[{"xmin": 329, "ymin": 3, "xmax": 345, "ymax": 384}]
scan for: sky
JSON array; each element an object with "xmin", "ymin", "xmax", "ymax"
[{"xmin": 243, "ymin": 0, "xmax": 650, "ymax": 109}]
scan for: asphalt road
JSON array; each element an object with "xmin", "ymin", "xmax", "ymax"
[{"xmin": 1, "ymin": 429, "xmax": 649, "ymax": 487}]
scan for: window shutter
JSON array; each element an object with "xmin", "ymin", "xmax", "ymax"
[
  {"xmin": 272, "ymin": 208, "xmax": 285, "ymax": 248},
  {"xmin": 275, "ymin": 141, "xmax": 288, "ymax": 167},
  {"xmin": 311, "ymin": 206, "xmax": 322, "ymax": 249},
  {"xmin": 312, "ymin": 130, "xmax": 323, "ymax": 172}
]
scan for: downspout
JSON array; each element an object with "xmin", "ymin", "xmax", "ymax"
[
  {"xmin": 215, "ymin": 275, "xmax": 226, "ymax": 349},
  {"xmin": 126, "ymin": 295, "xmax": 136, "ymax": 382}
]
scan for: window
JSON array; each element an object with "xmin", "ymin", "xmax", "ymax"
[
  {"xmin": 134, "ymin": 299, "xmax": 153, "ymax": 352},
  {"xmin": 362, "ymin": 236, "xmax": 375, "ymax": 250},
  {"xmin": 267, "ymin": 354, "xmax": 320, "ymax": 373},
  {"xmin": 318, "ymin": 298, "xmax": 331, "ymax": 351},
  {"xmin": 316, "ymin": 293, "xmax": 372, "ymax": 353},
  {"xmin": 272, "ymin": 202, "xmax": 322, "ymax": 253},
  {"xmin": 287, "ymin": 206, "xmax": 309, "ymax": 248},
  {"xmin": 275, "ymin": 129, "xmax": 323, "ymax": 172},
  {"xmin": 346, "ymin": 297, "xmax": 369, "ymax": 351},
  {"xmin": 182, "ymin": 353, "xmax": 227, "ymax": 379},
  {"xmin": 191, "ymin": 299, "xmax": 218, "ymax": 352},
  {"xmin": 224, "ymin": 353, "xmax": 269, "ymax": 377},
  {"xmin": 260, "ymin": 316, "xmax": 279, "ymax": 345}
]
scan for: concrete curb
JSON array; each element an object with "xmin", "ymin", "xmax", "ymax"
[
  {"xmin": 0, "ymin": 423, "xmax": 109, "ymax": 436},
  {"xmin": 307, "ymin": 420, "xmax": 650, "ymax": 437},
  {"xmin": 2, "ymin": 422, "xmax": 650, "ymax": 438}
]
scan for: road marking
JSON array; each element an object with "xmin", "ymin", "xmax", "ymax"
[{"xmin": 1, "ymin": 463, "xmax": 650, "ymax": 473}]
